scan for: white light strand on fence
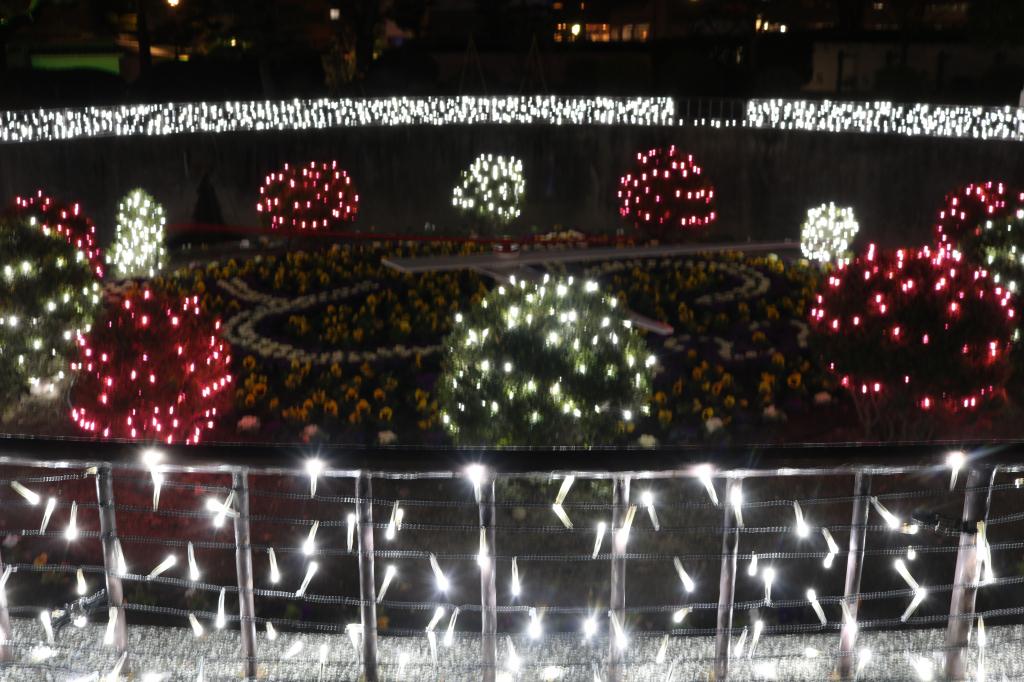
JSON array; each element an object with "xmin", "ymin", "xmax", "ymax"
[
  {"xmin": 748, "ymin": 553, "xmax": 758, "ymax": 576},
  {"xmin": 443, "ymin": 607, "xmax": 460, "ymax": 647},
  {"xmin": 870, "ymin": 497, "xmax": 901, "ymax": 530},
  {"xmin": 103, "ymin": 608, "xmax": 118, "ymax": 646},
  {"xmin": 793, "ymin": 501, "xmax": 809, "ymax": 538},
  {"xmin": 807, "ymin": 589, "xmax": 827, "ymax": 626},
  {"xmin": 295, "ymin": 562, "xmax": 318, "ymax": 598},
  {"xmin": 11, "ymin": 481, "xmax": 40, "ymax": 505},
  {"xmin": 749, "ymin": 619, "xmax": 764, "ymax": 659},
  {"xmin": 730, "ymin": 483, "xmax": 744, "ymax": 528},
  {"xmin": 268, "ymin": 548, "xmax": 281, "ymax": 584},
  {"xmin": 306, "ymin": 459, "xmax": 323, "ymax": 498},
  {"xmin": 0, "ymin": 96, "xmax": 675, "ymax": 144},
  {"xmin": 303, "ymin": 521, "xmax": 319, "ymax": 555},
  {"xmin": 976, "ymin": 521, "xmax": 995, "ymax": 585},
  {"xmin": 947, "ymin": 451, "xmax": 966, "ymax": 490},
  {"xmin": 429, "ymin": 553, "xmax": 449, "ymax": 592},
  {"xmin": 733, "ymin": 626, "xmax": 748, "ymax": 657},
  {"xmin": 377, "ymin": 565, "xmax": 397, "ymax": 603},
  {"xmin": 746, "ymin": 98, "xmax": 1024, "ymax": 142},
  {"xmin": 511, "ymin": 557, "xmax": 521, "ymax": 597},
  {"xmin": 188, "ymin": 614, "xmax": 203, "ymax": 638},
  {"xmin": 215, "ymin": 588, "xmax": 226, "ymax": 629},
  {"xmin": 593, "ymin": 521, "xmax": 607, "ymax": 559},
  {"xmin": 641, "ymin": 491, "xmax": 660, "ymax": 531},
  {"xmin": 673, "ymin": 557, "xmax": 695, "ymax": 593},
  {"xmin": 617, "ymin": 504, "xmax": 637, "ymax": 546},
  {"xmin": 763, "ymin": 567, "xmax": 776, "ymax": 606},
  {"xmin": 694, "ymin": 465, "xmax": 719, "ymax": 506},
  {"xmin": 148, "ymin": 555, "xmax": 177, "ymax": 580},
  {"xmin": 65, "ymin": 501, "xmax": 78, "ymax": 541},
  {"xmin": 187, "ymin": 542, "xmax": 200, "ymax": 581},
  {"xmin": 822, "ymin": 528, "xmax": 840, "ymax": 569},
  {"xmin": 346, "ymin": 513, "xmax": 356, "ymax": 552},
  {"xmin": 76, "ymin": 568, "xmax": 87, "ymax": 595},
  {"xmin": 40, "ymin": 497, "xmax": 56, "ymax": 533}
]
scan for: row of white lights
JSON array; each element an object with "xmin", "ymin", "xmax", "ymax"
[
  {"xmin": 0, "ymin": 96, "xmax": 675, "ymax": 144},
  {"xmin": 0, "ymin": 449, "xmax": 992, "ymax": 681},
  {"xmin": 747, "ymin": 98, "xmax": 1024, "ymax": 142}
]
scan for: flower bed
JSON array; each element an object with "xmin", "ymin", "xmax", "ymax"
[{"xmin": 157, "ymin": 243, "xmax": 829, "ymax": 444}]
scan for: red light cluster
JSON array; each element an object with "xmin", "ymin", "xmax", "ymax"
[
  {"xmin": 257, "ymin": 160, "xmax": 359, "ymax": 231},
  {"xmin": 70, "ymin": 288, "xmax": 233, "ymax": 444},
  {"xmin": 935, "ymin": 180, "xmax": 1024, "ymax": 251},
  {"xmin": 13, "ymin": 190, "xmax": 104, "ymax": 278},
  {"xmin": 617, "ymin": 147, "xmax": 716, "ymax": 233},
  {"xmin": 811, "ymin": 244, "xmax": 1015, "ymax": 411}
]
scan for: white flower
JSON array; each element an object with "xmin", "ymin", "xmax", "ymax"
[
  {"xmin": 637, "ymin": 434, "xmax": 658, "ymax": 448},
  {"xmin": 705, "ymin": 417, "xmax": 724, "ymax": 434},
  {"xmin": 377, "ymin": 430, "xmax": 398, "ymax": 445}
]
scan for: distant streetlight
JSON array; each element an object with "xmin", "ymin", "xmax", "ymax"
[
  {"xmin": 167, "ymin": 0, "xmax": 180, "ymax": 7},
  {"xmin": 570, "ymin": 23, "xmax": 581, "ymax": 37}
]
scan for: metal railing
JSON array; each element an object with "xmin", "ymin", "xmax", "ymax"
[{"xmin": 0, "ymin": 436, "xmax": 1022, "ymax": 680}]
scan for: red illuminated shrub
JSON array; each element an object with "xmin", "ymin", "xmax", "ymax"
[
  {"xmin": 257, "ymin": 160, "xmax": 359, "ymax": 232},
  {"xmin": 811, "ymin": 244, "xmax": 1015, "ymax": 430},
  {"xmin": 617, "ymin": 147, "xmax": 716, "ymax": 237},
  {"xmin": 13, "ymin": 191, "xmax": 104, "ymax": 278},
  {"xmin": 70, "ymin": 289, "xmax": 233, "ymax": 444}
]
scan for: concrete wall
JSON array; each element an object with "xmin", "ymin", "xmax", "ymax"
[{"xmin": 0, "ymin": 124, "xmax": 1021, "ymax": 250}]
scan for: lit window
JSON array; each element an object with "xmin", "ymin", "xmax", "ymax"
[{"xmin": 635, "ymin": 23, "xmax": 650, "ymax": 41}]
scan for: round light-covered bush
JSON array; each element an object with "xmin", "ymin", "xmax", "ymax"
[
  {"xmin": 451, "ymin": 154, "xmax": 525, "ymax": 227},
  {"xmin": 438, "ymin": 275, "xmax": 654, "ymax": 446},
  {"xmin": 800, "ymin": 202, "xmax": 859, "ymax": 264},
  {"xmin": 109, "ymin": 189, "xmax": 167, "ymax": 279},
  {"xmin": 0, "ymin": 216, "xmax": 101, "ymax": 401},
  {"xmin": 258, "ymin": 160, "xmax": 359, "ymax": 232},
  {"xmin": 617, "ymin": 147, "xmax": 716, "ymax": 236}
]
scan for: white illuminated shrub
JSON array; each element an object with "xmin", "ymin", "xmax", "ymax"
[
  {"xmin": 451, "ymin": 154, "xmax": 525, "ymax": 228},
  {"xmin": 0, "ymin": 217, "xmax": 101, "ymax": 401},
  {"xmin": 109, "ymin": 189, "xmax": 167, "ymax": 279},
  {"xmin": 800, "ymin": 203, "xmax": 859, "ymax": 264},
  {"xmin": 438, "ymin": 275, "xmax": 654, "ymax": 446}
]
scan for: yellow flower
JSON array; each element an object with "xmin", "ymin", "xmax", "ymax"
[
  {"xmin": 373, "ymin": 388, "xmax": 386, "ymax": 401},
  {"xmin": 711, "ymin": 381, "xmax": 723, "ymax": 397},
  {"xmin": 701, "ymin": 407, "xmax": 714, "ymax": 421},
  {"xmin": 771, "ymin": 352, "xmax": 785, "ymax": 367},
  {"xmin": 244, "ymin": 394, "xmax": 256, "ymax": 408},
  {"xmin": 672, "ymin": 378, "xmax": 684, "ymax": 396},
  {"xmin": 752, "ymin": 331, "xmax": 767, "ymax": 343},
  {"xmin": 243, "ymin": 355, "xmax": 256, "ymax": 370},
  {"xmin": 353, "ymin": 328, "xmax": 364, "ymax": 343},
  {"xmin": 653, "ymin": 391, "xmax": 667, "ymax": 405},
  {"xmin": 766, "ymin": 305, "xmax": 780, "ymax": 320},
  {"xmin": 724, "ymin": 395, "xmax": 736, "ymax": 409},
  {"xmin": 657, "ymin": 409, "xmax": 673, "ymax": 426},
  {"xmin": 356, "ymin": 399, "xmax": 371, "ymax": 414},
  {"xmin": 348, "ymin": 411, "xmax": 362, "ymax": 424},
  {"xmin": 269, "ymin": 398, "xmax": 279, "ymax": 410},
  {"xmin": 330, "ymin": 363, "xmax": 343, "ymax": 379},
  {"xmin": 379, "ymin": 406, "xmax": 393, "ymax": 421},
  {"xmin": 787, "ymin": 372, "xmax": 802, "ymax": 389},
  {"xmin": 691, "ymin": 367, "xmax": 703, "ymax": 381},
  {"xmin": 325, "ymin": 400, "xmax": 339, "ymax": 417}
]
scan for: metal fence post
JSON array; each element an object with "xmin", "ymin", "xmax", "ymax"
[
  {"xmin": 837, "ymin": 473, "xmax": 871, "ymax": 680},
  {"xmin": 0, "ymin": 548, "xmax": 12, "ymax": 661},
  {"xmin": 714, "ymin": 478, "xmax": 740, "ymax": 681},
  {"xmin": 95, "ymin": 465, "xmax": 127, "ymax": 655},
  {"xmin": 608, "ymin": 476, "xmax": 630, "ymax": 682},
  {"xmin": 356, "ymin": 473, "xmax": 379, "ymax": 681},
  {"xmin": 479, "ymin": 477, "xmax": 497, "ymax": 682},
  {"xmin": 232, "ymin": 470, "xmax": 258, "ymax": 680},
  {"xmin": 944, "ymin": 466, "xmax": 996, "ymax": 681}
]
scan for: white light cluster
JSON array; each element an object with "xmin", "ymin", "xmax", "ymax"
[
  {"xmin": 452, "ymin": 154, "xmax": 526, "ymax": 225},
  {"xmin": 0, "ymin": 96, "xmax": 675, "ymax": 144},
  {"xmin": 748, "ymin": 98, "xmax": 1024, "ymax": 142},
  {"xmin": 800, "ymin": 203, "xmax": 859, "ymax": 264},
  {"xmin": 439, "ymin": 274, "xmax": 654, "ymax": 445},
  {"xmin": 108, "ymin": 189, "xmax": 167, "ymax": 279}
]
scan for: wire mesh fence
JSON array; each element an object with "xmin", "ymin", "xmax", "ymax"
[{"xmin": 0, "ymin": 438, "xmax": 1022, "ymax": 681}]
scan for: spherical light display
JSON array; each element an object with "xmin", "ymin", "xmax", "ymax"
[
  {"xmin": 70, "ymin": 288, "xmax": 233, "ymax": 444},
  {"xmin": 437, "ymin": 275, "xmax": 654, "ymax": 446},
  {"xmin": 451, "ymin": 154, "xmax": 525, "ymax": 227},
  {"xmin": 935, "ymin": 181, "xmax": 1020, "ymax": 252},
  {"xmin": 811, "ymin": 244, "xmax": 1015, "ymax": 411},
  {"xmin": 109, "ymin": 189, "xmax": 167, "ymax": 279},
  {"xmin": 800, "ymin": 203, "xmax": 860, "ymax": 264},
  {"xmin": 13, "ymin": 191, "xmax": 104, "ymax": 278},
  {"xmin": 617, "ymin": 147, "xmax": 716, "ymax": 235},
  {"xmin": 0, "ymin": 217, "xmax": 101, "ymax": 401},
  {"xmin": 257, "ymin": 160, "xmax": 359, "ymax": 231}
]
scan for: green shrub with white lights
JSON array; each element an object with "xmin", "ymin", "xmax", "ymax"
[
  {"xmin": 451, "ymin": 154, "xmax": 525, "ymax": 230},
  {"xmin": 108, "ymin": 188, "xmax": 167, "ymax": 279},
  {"xmin": 438, "ymin": 275, "xmax": 654, "ymax": 446},
  {"xmin": 0, "ymin": 217, "xmax": 101, "ymax": 403}
]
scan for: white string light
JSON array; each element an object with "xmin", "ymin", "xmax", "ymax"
[
  {"xmin": 187, "ymin": 542, "xmax": 200, "ymax": 581},
  {"xmin": 749, "ymin": 619, "xmax": 764, "ymax": 659},
  {"xmin": 103, "ymin": 607, "xmax": 118, "ymax": 646},
  {"xmin": 694, "ymin": 464, "xmax": 719, "ymax": 506},
  {"xmin": 673, "ymin": 557, "xmax": 695, "ymax": 593},
  {"xmin": 40, "ymin": 497, "xmax": 56, "ymax": 533},
  {"xmin": 283, "ymin": 640, "xmax": 303, "ymax": 660},
  {"xmin": 188, "ymin": 613, "xmax": 204, "ymax": 638},
  {"xmin": 377, "ymin": 565, "xmax": 397, "ymax": 603},
  {"xmin": 656, "ymin": 633, "xmax": 669, "ymax": 664},
  {"xmin": 305, "ymin": 459, "xmax": 323, "ymax": 498},
  {"xmin": 268, "ymin": 548, "xmax": 281, "ymax": 584},
  {"xmin": 505, "ymin": 635, "xmax": 520, "ymax": 673},
  {"xmin": 552, "ymin": 503, "xmax": 573, "ymax": 529},
  {"xmin": 346, "ymin": 513, "xmax": 356, "ymax": 552},
  {"xmin": 303, "ymin": 521, "xmax": 319, "ymax": 555},
  {"xmin": 593, "ymin": 521, "xmax": 607, "ymax": 559},
  {"xmin": 609, "ymin": 611, "xmax": 628, "ymax": 651},
  {"xmin": 39, "ymin": 610, "xmax": 54, "ymax": 644},
  {"xmin": 11, "ymin": 481, "xmax": 41, "ymax": 505},
  {"xmin": 147, "ymin": 555, "xmax": 177, "ymax": 580},
  {"xmin": 528, "ymin": 607, "xmax": 543, "ymax": 639},
  {"xmin": 730, "ymin": 483, "xmax": 744, "ymax": 528},
  {"xmin": 142, "ymin": 449, "xmax": 164, "ymax": 511},
  {"xmin": 793, "ymin": 501, "xmax": 809, "ymax": 538},
  {"xmin": 977, "ymin": 614, "xmax": 987, "ymax": 681},
  {"xmin": 114, "ymin": 539, "xmax": 128, "ymax": 576},
  {"xmin": 762, "ymin": 567, "xmax": 776, "ymax": 606},
  {"xmin": 296, "ymin": 562, "xmax": 319, "ymax": 598},
  {"xmin": 807, "ymin": 589, "xmax": 827, "ymax": 626},
  {"xmin": 733, "ymin": 626, "xmax": 748, "ymax": 657},
  {"xmin": 215, "ymin": 588, "xmax": 226, "ymax": 629},
  {"xmin": 616, "ymin": 504, "xmax": 637, "ymax": 546},
  {"xmin": 822, "ymin": 528, "xmax": 840, "ymax": 569},
  {"xmin": 582, "ymin": 615, "xmax": 598, "ymax": 640},
  {"xmin": 65, "ymin": 501, "xmax": 78, "ymax": 541},
  {"xmin": 76, "ymin": 568, "xmax": 87, "ymax": 595},
  {"xmin": 206, "ymin": 491, "xmax": 237, "ymax": 526},
  {"xmin": 385, "ymin": 502, "xmax": 403, "ymax": 540},
  {"xmin": 511, "ymin": 556, "xmax": 521, "ymax": 597},
  {"xmin": 800, "ymin": 203, "xmax": 859, "ymax": 264},
  {"xmin": 870, "ymin": 497, "xmax": 901, "ymax": 530},
  {"xmin": 477, "ymin": 528, "xmax": 489, "ymax": 568},
  {"xmin": 443, "ymin": 607, "xmax": 460, "ymax": 647},
  {"xmin": 947, "ymin": 451, "xmax": 966, "ymax": 490},
  {"xmin": 671, "ymin": 607, "xmax": 691, "ymax": 625},
  {"xmin": 747, "ymin": 552, "xmax": 758, "ymax": 577},
  {"xmin": 641, "ymin": 490, "xmax": 660, "ymax": 531},
  {"xmin": 266, "ymin": 622, "xmax": 277, "ymax": 641},
  {"xmin": 429, "ymin": 553, "xmax": 449, "ymax": 592}
]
